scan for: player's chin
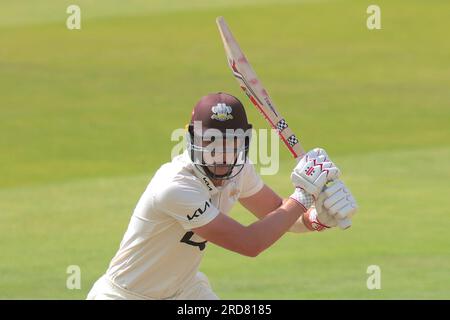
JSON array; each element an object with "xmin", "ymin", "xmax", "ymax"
[{"xmin": 214, "ymin": 166, "xmax": 232, "ymax": 176}]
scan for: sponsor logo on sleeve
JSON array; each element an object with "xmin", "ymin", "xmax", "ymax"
[{"xmin": 187, "ymin": 200, "xmax": 211, "ymax": 221}]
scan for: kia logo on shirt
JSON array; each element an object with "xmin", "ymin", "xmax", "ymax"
[
  {"xmin": 202, "ymin": 177, "xmax": 213, "ymax": 191},
  {"xmin": 187, "ymin": 200, "xmax": 211, "ymax": 221}
]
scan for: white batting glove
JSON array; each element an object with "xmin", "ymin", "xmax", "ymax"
[
  {"xmin": 291, "ymin": 148, "xmax": 340, "ymax": 198},
  {"xmin": 302, "ymin": 180, "xmax": 358, "ymax": 231},
  {"xmin": 320, "ymin": 180, "xmax": 358, "ymax": 220}
]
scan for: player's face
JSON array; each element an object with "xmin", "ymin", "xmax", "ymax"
[
  {"xmin": 201, "ymin": 136, "xmax": 245, "ymax": 177},
  {"xmin": 189, "ymin": 126, "xmax": 251, "ymax": 181}
]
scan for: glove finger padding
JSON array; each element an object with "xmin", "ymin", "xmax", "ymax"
[
  {"xmin": 328, "ymin": 197, "xmax": 350, "ymax": 215},
  {"xmin": 320, "ymin": 180, "xmax": 358, "ymax": 220},
  {"xmin": 324, "ymin": 167, "xmax": 340, "ymax": 181},
  {"xmin": 336, "ymin": 202, "xmax": 357, "ymax": 219},
  {"xmin": 323, "ymin": 180, "xmax": 345, "ymax": 197},
  {"xmin": 309, "ymin": 192, "xmax": 339, "ymax": 230},
  {"xmin": 323, "ymin": 189, "xmax": 347, "ymax": 212}
]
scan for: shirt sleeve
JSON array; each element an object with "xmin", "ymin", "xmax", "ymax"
[
  {"xmin": 155, "ymin": 179, "xmax": 220, "ymax": 230},
  {"xmin": 239, "ymin": 162, "xmax": 264, "ymax": 199}
]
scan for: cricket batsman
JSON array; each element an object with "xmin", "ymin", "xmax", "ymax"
[{"xmin": 87, "ymin": 92, "xmax": 358, "ymax": 300}]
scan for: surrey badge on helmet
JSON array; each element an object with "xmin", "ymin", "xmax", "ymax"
[{"xmin": 211, "ymin": 103, "xmax": 233, "ymax": 121}]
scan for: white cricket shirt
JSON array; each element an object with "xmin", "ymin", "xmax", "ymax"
[{"xmin": 106, "ymin": 151, "xmax": 264, "ymax": 298}]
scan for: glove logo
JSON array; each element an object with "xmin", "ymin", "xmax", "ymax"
[
  {"xmin": 303, "ymin": 158, "xmax": 330, "ymax": 179},
  {"xmin": 305, "ymin": 166, "xmax": 315, "ymax": 176}
]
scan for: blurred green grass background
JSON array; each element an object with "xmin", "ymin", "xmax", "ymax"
[{"xmin": 0, "ymin": 0, "xmax": 449, "ymax": 299}]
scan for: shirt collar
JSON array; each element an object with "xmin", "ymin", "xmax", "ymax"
[{"xmin": 182, "ymin": 150, "xmax": 220, "ymax": 195}]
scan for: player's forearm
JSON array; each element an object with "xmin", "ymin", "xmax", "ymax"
[
  {"xmin": 245, "ymin": 198, "xmax": 306, "ymax": 256},
  {"xmin": 279, "ymin": 198, "xmax": 311, "ymax": 233},
  {"xmin": 288, "ymin": 215, "xmax": 312, "ymax": 233}
]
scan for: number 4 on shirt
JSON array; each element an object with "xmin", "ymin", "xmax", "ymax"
[{"xmin": 180, "ymin": 231, "xmax": 208, "ymax": 251}]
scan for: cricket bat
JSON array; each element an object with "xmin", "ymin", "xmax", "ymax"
[{"xmin": 216, "ymin": 16, "xmax": 352, "ymax": 230}]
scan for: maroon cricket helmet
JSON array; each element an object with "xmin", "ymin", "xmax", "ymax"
[{"xmin": 187, "ymin": 92, "xmax": 252, "ymax": 180}]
